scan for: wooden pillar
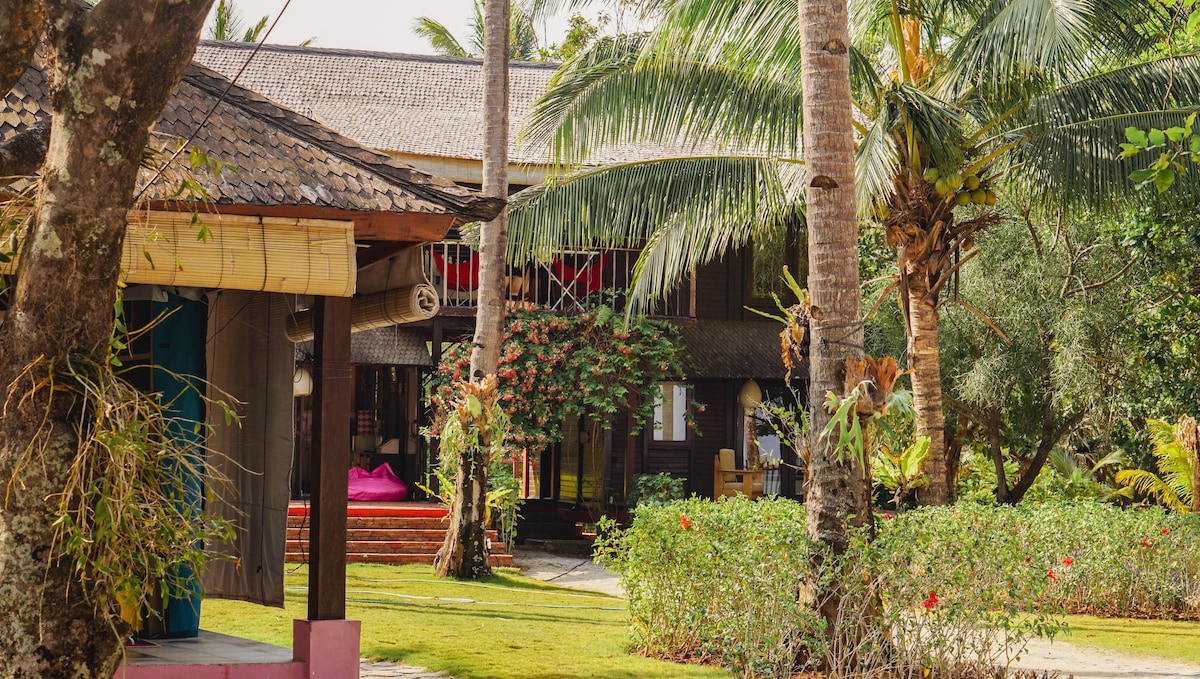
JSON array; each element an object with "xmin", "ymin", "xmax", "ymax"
[{"xmin": 308, "ymin": 295, "xmax": 352, "ymax": 621}]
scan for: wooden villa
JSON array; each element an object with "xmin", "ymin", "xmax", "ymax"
[
  {"xmin": 193, "ymin": 42, "xmax": 810, "ymax": 540},
  {"xmin": 0, "ymin": 47, "xmax": 501, "ymax": 678}
]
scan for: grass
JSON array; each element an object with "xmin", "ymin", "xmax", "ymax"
[
  {"xmin": 203, "ymin": 563, "xmax": 729, "ymax": 679},
  {"xmin": 1062, "ymin": 614, "xmax": 1200, "ymax": 665}
]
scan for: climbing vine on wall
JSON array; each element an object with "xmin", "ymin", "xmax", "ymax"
[{"xmin": 429, "ymin": 306, "xmax": 694, "ymax": 455}]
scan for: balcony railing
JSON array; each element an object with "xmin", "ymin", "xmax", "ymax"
[{"xmin": 424, "ymin": 241, "xmax": 695, "ymax": 318}]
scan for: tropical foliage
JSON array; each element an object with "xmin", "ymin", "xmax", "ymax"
[
  {"xmin": 506, "ymin": 0, "xmax": 1185, "ymax": 504},
  {"xmin": 428, "ymin": 306, "xmax": 691, "ymax": 454},
  {"xmin": 1117, "ymin": 417, "xmax": 1200, "ymax": 513}
]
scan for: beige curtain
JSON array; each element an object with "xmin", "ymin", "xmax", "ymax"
[{"xmin": 203, "ymin": 290, "xmax": 295, "ymax": 607}]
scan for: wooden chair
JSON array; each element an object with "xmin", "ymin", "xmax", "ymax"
[{"xmin": 713, "ymin": 448, "xmax": 764, "ymax": 499}]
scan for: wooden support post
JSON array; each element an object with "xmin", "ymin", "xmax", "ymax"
[{"xmin": 308, "ymin": 295, "xmax": 352, "ymax": 621}]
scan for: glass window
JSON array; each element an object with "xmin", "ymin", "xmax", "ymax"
[{"xmin": 652, "ymin": 382, "xmax": 689, "ymax": 442}]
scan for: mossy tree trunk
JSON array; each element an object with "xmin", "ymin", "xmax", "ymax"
[{"xmin": 0, "ymin": 0, "xmax": 215, "ymax": 675}]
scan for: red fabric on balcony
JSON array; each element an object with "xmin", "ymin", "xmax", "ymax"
[
  {"xmin": 432, "ymin": 250, "xmax": 480, "ymax": 292},
  {"xmin": 552, "ymin": 253, "xmax": 609, "ymax": 296}
]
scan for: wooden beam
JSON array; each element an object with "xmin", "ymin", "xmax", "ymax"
[
  {"xmin": 147, "ymin": 202, "xmax": 459, "ymax": 245},
  {"xmin": 352, "ymin": 211, "xmax": 457, "ymax": 244},
  {"xmin": 308, "ymin": 295, "xmax": 352, "ymax": 621}
]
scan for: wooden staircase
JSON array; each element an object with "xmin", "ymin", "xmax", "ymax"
[{"xmin": 286, "ymin": 502, "xmax": 513, "ymax": 567}]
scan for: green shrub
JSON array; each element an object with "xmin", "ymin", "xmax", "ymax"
[
  {"xmin": 598, "ymin": 499, "xmax": 1200, "ymax": 677},
  {"xmin": 627, "ymin": 473, "xmax": 686, "ymax": 508},
  {"xmin": 596, "ymin": 497, "xmax": 819, "ymax": 677}
]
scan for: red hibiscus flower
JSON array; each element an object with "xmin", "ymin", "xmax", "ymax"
[
  {"xmin": 922, "ymin": 592, "xmax": 939, "ymax": 609},
  {"xmin": 680, "ymin": 514, "xmax": 692, "ymax": 530},
  {"xmin": 1062, "ymin": 557, "xmax": 1074, "ymax": 566}
]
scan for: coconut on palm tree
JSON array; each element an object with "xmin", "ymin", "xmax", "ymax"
[{"xmin": 507, "ymin": 0, "xmax": 1180, "ymax": 505}]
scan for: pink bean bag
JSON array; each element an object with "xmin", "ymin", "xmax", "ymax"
[{"xmin": 348, "ymin": 463, "xmax": 408, "ymax": 502}]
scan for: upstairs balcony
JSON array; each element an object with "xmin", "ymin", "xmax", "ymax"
[{"xmin": 423, "ymin": 240, "xmax": 695, "ymax": 318}]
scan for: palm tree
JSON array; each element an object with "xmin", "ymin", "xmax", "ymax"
[
  {"xmin": 206, "ymin": 0, "xmax": 314, "ymax": 45},
  {"xmin": 206, "ymin": 0, "xmax": 268, "ymax": 42},
  {"xmin": 1117, "ymin": 417, "xmax": 1200, "ymax": 513},
  {"xmin": 436, "ymin": 0, "xmax": 512, "ymax": 579},
  {"xmin": 414, "ymin": 1, "xmax": 540, "ymax": 61},
  {"xmin": 508, "ymin": 0, "xmax": 1176, "ymax": 506},
  {"xmin": 796, "ymin": 0, "xmax": 871, "ymax": 558}
]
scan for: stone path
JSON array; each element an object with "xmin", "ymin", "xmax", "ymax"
[
  {"xmin": 1016, "ymin": 637, "xmax": 1200, "ymax": 679},
  {"xmin": 359, "ymin": 659, "xmax": 449, "ymax": 678}
]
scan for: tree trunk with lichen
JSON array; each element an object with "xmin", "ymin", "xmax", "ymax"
[
  {"xmin": 906, "ymin": 274, "xmax": 949, "ymax": 505},
  {"xmin": 0, "ymin": 1, "xmax": 215, "ymax": 675},
  {"xmin": 438, "ymin": 0, "xmax": 510, "ymax": 579}
]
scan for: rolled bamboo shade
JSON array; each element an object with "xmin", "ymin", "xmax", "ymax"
[
  {"xmin": 284, "ymin": 284, "xmax": 440, "ymax": 343},
  {"xmin": 0, "ymin": 211, "xmax": 356, "ymax": 298}
]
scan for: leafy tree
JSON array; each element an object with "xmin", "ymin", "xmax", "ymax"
[
  {"xmin": 0, "ymin": 1, "xmax": 218, "ymax": 675},
  {"xmin": 922, "ymin": 217, "xmax": 1149, "ymax": 504},
  {"xmin": 507, "ymin": 0, "xmax": 1175, "ymax": 506}
]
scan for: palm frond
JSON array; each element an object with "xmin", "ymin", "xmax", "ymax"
[
  {"xmin": 241, "ymin": 15, "xmax": 268, "ymax": 43},
  {"xmin": 507, "ymin": 155, "xmax": 802, "ymax": 308},
  {"xmin": 1115, "ymin": 468, "xmax": 1189, "ymax": 513},
  {"xmin": 520, "ymin": 33, "xmax": 804, "ymax": 167},
  {"xmin": 949, "ymin": 0, "xmax": 1164, "ymax": 87},
  {"xmin": 207, "ymin": 0, "xmax": 243, "ymax": 41},
  {"xmin": 856, "ymin": 103, "xmax": 900, "ymax": 216},
  {"xmin": 413, "ymin": 17, "xmax": 472, "ymax": 58}
]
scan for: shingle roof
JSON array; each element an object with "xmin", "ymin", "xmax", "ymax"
[
  {"xmin": 678, "ymin": 320, "xmax": 793, "ymax": 381},
  {"xmin": 0, "ymin": 53, "xmax": 503, "ymax": 221},
  {"xmin": 193, "ymin": 42, "xmax": 673, "ymax": 167}
]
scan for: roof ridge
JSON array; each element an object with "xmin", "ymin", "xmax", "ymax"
[
  {"xmin": 181, "ymin": 62, "xmax": 504, "ymax": 220},
  {"xmin": 197, "ymin": 40, "xmax": 562, "ymax": 70}
]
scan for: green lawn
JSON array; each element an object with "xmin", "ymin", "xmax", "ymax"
[
  {"xmin": 1062, "ymin": 615, "xmax": 1200, "ymax": 665},
  {"xmin": 203, "ymin": 563, "xmax": 729, "ymax": 679}
]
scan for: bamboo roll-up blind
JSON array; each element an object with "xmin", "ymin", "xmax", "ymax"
[
  {"xmin": 284, "ymin": 284, "xmax": 440, "ymax": 342},
  {"xmin": 0, "ymin": 211, "xmax": 357, "ymax": 297}
]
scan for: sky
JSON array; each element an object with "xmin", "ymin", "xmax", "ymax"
[{"xmin": 211, "ymin": 0, "xmax": 613, "ymax": 55}]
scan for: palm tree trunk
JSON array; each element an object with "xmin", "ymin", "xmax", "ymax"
[
  {"xmin": 906, "ymin": 275, "xmax": 950, "ymax": 505},
  {"xmin": 800, "ymin": 0, "xmax": 868, "ymax": 556},
  {"xmin": 438, "ymin": 0, "xmax": 510, "ymax": 579}
]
